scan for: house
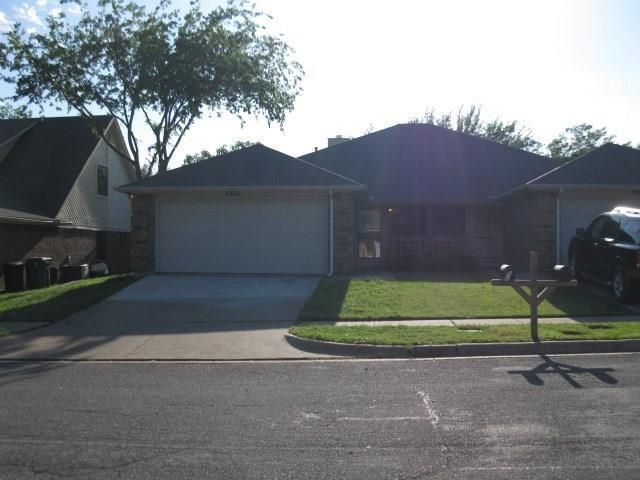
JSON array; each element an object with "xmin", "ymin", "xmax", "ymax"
[
  {"xmin": 500, "ymin": 143, "xmax": 640, "ymax": 269},
  {"xmin": 0, "ymin": 115, "xmax": 136, "ymax": 287},
  {"xmin": 118, "ymin": 124, "xmax": 640, "ymax": 275}
]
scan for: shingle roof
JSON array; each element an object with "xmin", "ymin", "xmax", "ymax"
[
  {"xmin": 0, "ymin": 115, "xmax": 113, "ymax": 219},
  {"xmin": 119, "ymin": 144, "xmax": 363, "ymax": 191},
  {"xmin": 527, "ymin": 143, "xmax": 640, "ymax": 186},
  {"xmin": 300, "ymin": 124, "xmax": 560, "ymax": 202}
]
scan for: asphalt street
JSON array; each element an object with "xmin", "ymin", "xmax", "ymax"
[{"xmin": 0, "ymin": 354, "xmax": 639, "ymax": 479}]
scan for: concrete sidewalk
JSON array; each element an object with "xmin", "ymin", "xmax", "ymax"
[{"xmin": 304, "ymin": 314, "xmax": 640, "ymax": 327}]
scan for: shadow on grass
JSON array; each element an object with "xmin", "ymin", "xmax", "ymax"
[
  {"xmin": 508, "ymin": 354, "xmax": 618, "ymax": 388},
  {"xmin": 296, "ymin": 277, "xmax": 350, "ymax": 323},
  {"xmin": 0, "ymin": 275, "xmax": 138, "ymax": 324}
]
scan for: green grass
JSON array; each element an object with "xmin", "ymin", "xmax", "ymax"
[
  {"xmin": 0, "ymin": 274, "xmax": 138, "ymax": 324},
  {"xmin": 298, "ymin": 276, "xmax": 629, "ymax": 321},
  {"xmin": 290, "ymin": 322, "xmax": 640, "ymax": 345}
]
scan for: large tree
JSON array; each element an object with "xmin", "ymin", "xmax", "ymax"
[
  {"xmin": 547, "ymin": 123, "xmax": 615, "ymax": 161},
  {"xmin": 0, "ymin": 0, "xmax": 303, "ymax": 178},
  {"xmin": 409, "ymin": 105, "xmax": 542, "ymax": 153}
]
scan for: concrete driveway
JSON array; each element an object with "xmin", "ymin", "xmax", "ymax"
[{"xmin": 0, "ymin": 275, "xmax": 325, "ymax": 360}]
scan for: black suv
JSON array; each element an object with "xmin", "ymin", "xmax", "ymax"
[{"xmin": 569, "ymin": 207, "xmax": 640, "ymax": 302}]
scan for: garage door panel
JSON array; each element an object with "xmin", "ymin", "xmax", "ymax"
[{"xmin": 156, "ymin": 197, "xmax": 329, "ymax": 274}]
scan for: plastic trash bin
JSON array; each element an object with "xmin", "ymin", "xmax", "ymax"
[
  {"xmin": 25, "ymin": 257, "xmax": 52, "ymax": 289},
  {"xmin": 60, "ymin": 264, "xmax": 89, "ymax": 283},
  {"xmin": 2, "ymin": 262, "xmax": 26, "ymax": 292},
  {"xmin": 49, "ymin": 265, "xmax": 60, "ymax": 285}
]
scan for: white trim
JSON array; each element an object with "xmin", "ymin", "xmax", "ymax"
[{"xmin": 555, "ymin": 193, "xmax": 561, "ymax": 264}]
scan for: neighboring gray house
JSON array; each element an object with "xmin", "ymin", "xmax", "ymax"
[{"xmin": 0, "ymin": 115, "xmax": 136, "ymax": 286}]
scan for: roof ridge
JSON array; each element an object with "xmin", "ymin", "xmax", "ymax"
[{"xmin": 397, "ymin": 122, "xmax": 555, "ymax": 161}]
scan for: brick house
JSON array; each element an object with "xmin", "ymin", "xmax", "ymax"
[
  {"xmin": 119, "ymin": 124, "xmax": 640, "ymax": 275},
  {"xmin": 0, "ymin": 116, "xmax": 136, "ymax": 288}
]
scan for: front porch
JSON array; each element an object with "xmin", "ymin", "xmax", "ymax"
[{"xmin": 354, "ymin": 203, "xmax": 502, "ymax": 271}]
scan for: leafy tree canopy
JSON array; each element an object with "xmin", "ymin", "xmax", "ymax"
[
  {"xmin": 409, "ymin": 105, "xmax": 542, "ymax": 153},
  {"xmin": 0, "ymin": 99, "xmax": 30, "ymax": 119},
  {"xmin": 0, "ymin": 0, "xmax": 303, "ymax": 178},
  {"xmin": 547, "ymin": 123, "xmax": 615, "ymax": 161},
  {"xmin": 183, "ymin": 140, "xmax": 256, "ymax": 165}
]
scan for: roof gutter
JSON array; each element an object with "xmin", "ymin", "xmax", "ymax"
[
  {"xmin": 0, "ymin": 216, "xmax": 62, "ymax": 226},
  {"xmin": 116, "ymin": 184, "xmax": 366, "ymax": 195}
]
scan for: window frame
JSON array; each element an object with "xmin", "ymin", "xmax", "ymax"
[
  {"xmin": 97, "ymin": 165, "xmax": 109, "ymax": 196},
  {"xmin": 356, "ymin": 209, "xmax": 382, "ymax": 259}
]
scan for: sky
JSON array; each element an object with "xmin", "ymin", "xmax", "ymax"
[{"xmin": 1, "ymin": 0, "xmax": 640, "ymax": 169}]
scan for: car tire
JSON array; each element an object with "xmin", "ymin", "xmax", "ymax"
[
  {"xmin": 569, "ymin": 254, "xmax": 582, "ymax": 280},
  {"xmin": 612, "ymin": 266, "xmax": 631, "ymax": 303}
]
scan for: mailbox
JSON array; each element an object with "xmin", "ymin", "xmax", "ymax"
[
  {"xmin": 553, "ymin": 265, "xmax": 571, "ymax": 281},
  {"xmin": 499, "ymin": 264, "xmax": 515, "ymax": 282}
]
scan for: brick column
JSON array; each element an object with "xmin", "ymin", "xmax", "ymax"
[
  {"xmin": 333, "ymin": 192, "xmax": 355, "ymax": 273},
  {"xmin": 130, "ymin": 195, "xmax": 155, "ymax": 272}
]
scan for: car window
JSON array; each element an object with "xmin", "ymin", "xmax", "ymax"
[
  {"xmin": 601, "ymin": 216, "xmax": 620, "ymax": 240},
  {"xmin": 587, "ymin": 216, "xmax": 608, "ymax": 240},
  {"xmin": 619, "ymin": 219, "xmax": 640, "ymax": 244}
]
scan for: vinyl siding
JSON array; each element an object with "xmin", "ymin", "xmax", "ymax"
[{"xmin": 57, "ymin": 123, "xmax": 135, "ymax": 231}]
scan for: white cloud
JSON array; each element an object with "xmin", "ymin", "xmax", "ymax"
[
  {"xmin": 49, "ymin": 7, "xmax": 62, "ymax": 18},
  {"xmin": 13, "ymin": 3, "xmax": 44, "ymax": 26},
  {"xmin": 0, "ymin": 11, "xmax": 11, "ymax": 32},
  {"xmin": 36, "ymin": 0, "xmax": 47, "ymax": 7},
  {"xmin": 66, "ymin": 3, "xmax": 82, "ymax": 15}
]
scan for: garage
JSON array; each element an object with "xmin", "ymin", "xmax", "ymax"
[
  {"xmin": 558, "ymin": 195, "xmax": 640, "ymax": 263},
  {"xmin": 155, "ymin": 196, "xmax": 329, "ymax": 274},
  {"xmin": 118, "ymin": 144, "xmax": 363, "ymax": 275}
]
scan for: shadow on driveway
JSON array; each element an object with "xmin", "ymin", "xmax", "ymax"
[{"xmin": 0, "ymin": 275, "xmax": 324, "ymax": 362}]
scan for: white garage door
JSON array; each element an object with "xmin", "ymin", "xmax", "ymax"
[
  {"xmin": 156, "ymin": 197, "xmax": 329, "ymax": 274},
  {"xmin": 559, "ymin": 197, "xmax": 640, "ymax": 263}
]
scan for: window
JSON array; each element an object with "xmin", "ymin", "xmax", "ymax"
[
  {"xmin": 619, "ymin": 219, "xmax": 640, "ymax": 244},
  {"xmin": 433, "ymin": 206, "xmax": 465, "ymax": 236},
  {"xmin": 601, "ymin": 216, "xmax": 620, "ymax": 240},
  {"xmin": 96, "ymin": 231, "xmax": 107, "ymax": 261},
  {"xmin": 97, "ymin": 165, "xmax": 109, "ymax": 196},
  {"xmin": 587, "ymin": 216, "xmax": 608, "ymax": 240},
  {"xmin": 357, "ymin": 210, "xmax": 381, "ymax": 258}
]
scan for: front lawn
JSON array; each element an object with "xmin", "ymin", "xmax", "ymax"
[
  {"xmin": 0, "ymin": 274, "xmax": 138, "ymax": 324},
  {"xmin": 290, "ymin": 322, "xmax": 640, "ymax": 345},
  {"xmin": 298, "ymin": 275, "xmax": 629, "ymax": 321}
]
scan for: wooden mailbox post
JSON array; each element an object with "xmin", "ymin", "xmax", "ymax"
[{"xmin": 491, "ymin": 251, "xmax": 578, "ymax": 342}]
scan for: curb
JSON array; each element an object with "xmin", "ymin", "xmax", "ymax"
[{"xmin": 284, "ymin": 333, "xmax": 640, "ymax": 358}]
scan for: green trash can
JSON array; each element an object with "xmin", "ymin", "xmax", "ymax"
[{"xmin": 25, "ymin": 257, "xmax": 52, "ymax": 289}]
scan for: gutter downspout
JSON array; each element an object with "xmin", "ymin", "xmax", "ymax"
[
  {"xmin": 556, "ymin": 189, "xmax": 562, "ymax": 264},
  {"xmin": 328, "ymin": 189, "xmax": 334, "ymax": 276}
]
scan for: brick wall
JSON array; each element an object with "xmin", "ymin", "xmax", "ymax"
[
  {"xmin": 106, "ymin": 231, "xmax": 131, "ymax": 273},
  {"xmin": 0, "ymin": 223, "xmax": 96, "ymax": 288},
  {"xmin": 130, "ymin": 195, "xmax": 155, "ymax": 272},
  {"xmin": 502, "ymin": 190, "xmax": 557, "ymax": 271},
  {"xmin": 333, "ymin": 193, "xmax": 355, "ymax": 273},
  {"xmin": 0, "ymin": 223, "xmax": 133, "ymax": 288}
]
